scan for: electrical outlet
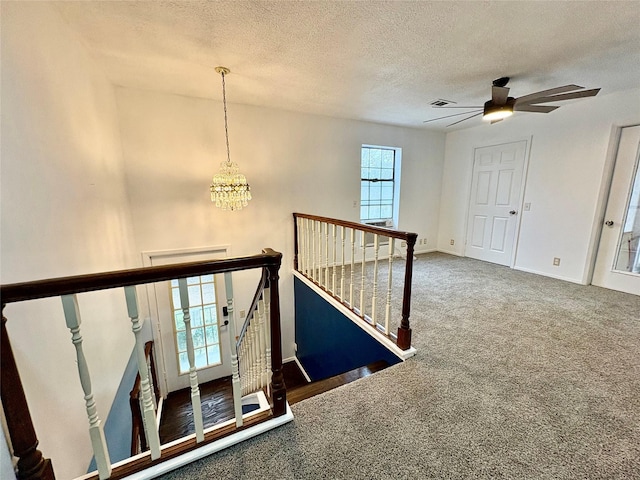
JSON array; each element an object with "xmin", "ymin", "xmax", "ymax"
[
  {"xmin": 239, "ymin": 310, "xmax": 246, "ymax": 318},
  {"xmin": 450, "ymin": 239, "xmax": 455, "ymax": 246},
  {"xmin": 353, "ymin": 200, "xmax": 358, "ymax": 208},
  {"xmin": 524, "ymin": 202, "xmax": 531, "ymax": 211},
  {"xmin": 401, "ymin": 241, "xmax": 406, "ymax": 247},
  {"xmin": 553, "ymin": 257, "xmax": 561, "ymax": 266}
]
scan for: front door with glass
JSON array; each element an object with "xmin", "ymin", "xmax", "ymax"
[{"xmin": 145, "ymin": 248, "xmax": 232, "ymax": 394}]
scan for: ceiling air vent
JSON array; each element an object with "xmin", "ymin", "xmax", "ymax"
[{"xmin": 430, "ymin": 99, "xmax": 456, "ymax": 107}]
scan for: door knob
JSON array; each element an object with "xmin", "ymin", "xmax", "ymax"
[
  {"xmin": 605, "ymin": 220, "xmax": 614, "ymax": 227},
  {"xmin": 509, "ymin": 210, "xmax": 517, "ymax": 215}
]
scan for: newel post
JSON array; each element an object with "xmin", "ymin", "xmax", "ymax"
[
  {"xmin": 265, "ymin": 254, "xmax": 286, "ymax": 416},
  {"xmin": 1, "ymin": 306, "xmax": 56, "ymax": 480},
  {"xmin": 397, "ymin": 233, "xmax": 417, "ymax": 350}
]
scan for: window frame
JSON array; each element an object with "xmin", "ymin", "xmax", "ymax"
[
  {"xmin": 169, "ymin": 274, "xmax": 223, "ymax": 375},
  {"xmin": 360, "ymin": 144, "xmax": 402, "ymax": 227}
]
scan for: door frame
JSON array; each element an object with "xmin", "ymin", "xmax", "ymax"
[
  {"xmin": 141, "ymin": 244, "xmax": 231, "ymax": 397},
  {"xmin": 587, "ymin": 123, "xmax": 640, "ymax": 287},
  {"xmin": 463, "ymin": 137, "xmax": 533, "ymax": 268}
]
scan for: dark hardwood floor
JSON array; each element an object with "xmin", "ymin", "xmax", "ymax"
[
  {"xmin": 159, "ymin": 376, "xmax": 236, "ymax": 444},
  {"xmin": 158, "ymin": 360, "xmax": 390, "ymax": 444}
]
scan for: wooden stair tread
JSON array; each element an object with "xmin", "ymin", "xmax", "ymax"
[{"xmin": 285, "ymin": 359, "xmax": 390, "ymax": 405}]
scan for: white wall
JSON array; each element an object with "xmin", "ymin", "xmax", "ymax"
[
  {"xmin": 438, "ymin": 88, "xmax": 640, "ymax": 283},
  {"xmin": 1, "ymin": 3, "xmax": 138, "ymax": 478},
  {"xmin": 115, "ymin": 87, "xmax": 446, "ymax": 360}
]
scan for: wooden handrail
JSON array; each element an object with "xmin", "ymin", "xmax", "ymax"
[
  {"xmin": 293, "ymin": 213, "xmax": 416, "ymax": 350},
  {"xmin": 293, "ymin": 212, "xmax": 416, "ymax": 241},
  {"xmin": 1, "ymin": 249, "xmax": 282, "ymax": 304}
]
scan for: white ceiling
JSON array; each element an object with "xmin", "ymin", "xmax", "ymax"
[{"xmin": 52, "ymin": 0, "xmax": 640, "ymax": 131}]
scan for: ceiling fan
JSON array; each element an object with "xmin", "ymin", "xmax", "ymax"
[{"xmin": 424, "ymin": 77, "xmax": 601, "ymax": 127}]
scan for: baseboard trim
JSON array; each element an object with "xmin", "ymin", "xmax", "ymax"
[
  {"xmin": 283, "ymin": 356, "xmax": 312, "ymax": 383},
  {"xmin": 436, "ymin": 249, "xmax": 464, "ymax": 257},
  {"xmin": 293, "ymin": 356, "xmax": 312, "ymax": 383},
  {"xmin": 512, "ymin": 266, "xmax": 584, "ymax": 284}
]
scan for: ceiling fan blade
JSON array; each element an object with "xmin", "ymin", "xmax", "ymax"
[
  {"xmin": 490, "ymin": 119, "xmax": 503, "ymax": 125},
  {"xmin": 447, "ymin": 112, "xmax": 483, "ymax": 127},
  {"xmin": 423, "ymin": 109, "xmax": 483, "ymax": 123},
  {"xmin": 515, "ymin": 84, "xmax": 584, "ymax": 105},
  {"xmin": 492, "ymin": 85, "xmax": 510, "ymax": 105},
  {"xmin": 514, "ymin": 104, "xmax": 559, "ymax": 113},
  {"xmin": 524, "ymin": 88, "xmax": 601, "ymax": 104},
  {"xmin": 432, "ymin": 106, "xmax": 483, "ymax": 108}
]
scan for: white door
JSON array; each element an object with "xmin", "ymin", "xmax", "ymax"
[
  {"xmin": 592, "ymin": 125, "xmax": 640, "ymax": 295},
  {"xmin": 465, "ymin": 141, "xmax": 527, "ymax": 266},
  {"xmin": 144, "ymin": 247, "xmax": 233, "ymax": 394}
]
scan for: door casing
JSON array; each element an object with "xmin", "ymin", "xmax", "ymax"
[{"xmin": 142, "ymin": 245, "xmax": 232, "ymax": 396}]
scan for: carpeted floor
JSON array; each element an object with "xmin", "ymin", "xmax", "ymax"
[{"xmin": 159, "ymin": 253, "xmax": 640, "ymax": 479}]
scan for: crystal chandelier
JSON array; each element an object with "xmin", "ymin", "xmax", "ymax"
[{"xmin": 210, "ymin": 66, "xmax": 251, "ymax": 211}]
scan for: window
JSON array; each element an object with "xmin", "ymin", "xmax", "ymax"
[
  {"xmin": 360, "ymin": 145, "xmax": 400, "ymax": 224},
  {"xmin": 170, "ymin": 275, "xmax": 222, "ymax": 374}
]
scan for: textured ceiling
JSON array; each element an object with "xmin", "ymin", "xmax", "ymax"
[{"xmin": 52, "ymin": 1, "xmax": 640, "ymax": 130}]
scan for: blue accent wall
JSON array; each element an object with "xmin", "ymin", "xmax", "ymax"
[
  {"xmin": 88, "ymin": 347, "xmax": 138, "ymax": 472},
  {"xmin": 294, "ymin": 276, "xmax": 401, "ymax": 381}
]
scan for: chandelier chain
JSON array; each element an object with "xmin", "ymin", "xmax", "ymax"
[{"xmin": 221, "ymin": 71, "xmax": 232, "ymax": 165}]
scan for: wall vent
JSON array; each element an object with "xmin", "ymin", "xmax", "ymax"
[{"xmin": 429, "ymin": 99, "xmax": 456, "ymax": 107}]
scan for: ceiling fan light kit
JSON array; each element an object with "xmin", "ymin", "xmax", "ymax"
[
  {"xmin": 483, "ymin": 98, "xmax": 515, "ymax": 121},
  {"xmin": 426, "ymin": 77, "xmax": 600, "ymax": 127}
]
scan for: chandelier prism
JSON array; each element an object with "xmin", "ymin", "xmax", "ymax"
[{"xmin": 210, "ymin": 66, "xmax": 251, "ymax": 211}]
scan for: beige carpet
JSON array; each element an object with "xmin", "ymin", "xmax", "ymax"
[{"xmin": 160, "ymin": 253, "xmax": 640, "ymax": 479}]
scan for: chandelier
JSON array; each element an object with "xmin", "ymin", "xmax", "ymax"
[{"xmin": 210, "ymin": 66, "xmax": 251, "ymax": 211}]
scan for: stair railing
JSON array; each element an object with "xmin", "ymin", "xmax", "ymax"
[
  {"xmin": 293, "ymin": 213, "xmax": 417, "ymax": 351},
  {"xmin": 236, "ymin": 269, "xmax": 271, "ymax": 398},
  {"xmin": 129, "ymin": 341, "xmax": 160, "ymax": 456},
  {"xmin": 0, "ymin": 248, "xmax": 285, "ymax": 480}
]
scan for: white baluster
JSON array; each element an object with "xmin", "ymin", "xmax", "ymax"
[
  {"xmin": 124, "ymin": 287, "xmax": 161, "ymax": 459},
  {"xmin": 249, "ymin": 317, "xmax": 257, "ymax": 392},
  {"xmin": 340, "ymin": 226, "xmax": 346, "ymax": 300},
  {"xmin": 385, "ymin": 238, "xmax": 395, "ymax": 335},
  {"xmin": 332, "ymin": 224, "xmax": 337, "ymax": 293},
  {"xmin": 297, "ymin": 218, "xmax": 303, "ymax": 273},
  {"xmin": 147, "ymin": 358, "xmax": 157, "ymax": 410},
  {"xmin": 301, "ymin": 218, "xmax": 307, "ymax": 275},
  {"xmin": 61, "ymin": 295, "xmax": 111, "ymax": 480},
  {"xmin": 240, "ymin": 340, "xmax": 247, "ymax": 392},
  {"xmin": 360, "ymin": 230, "xmax": 366, "ymax": 316},
  {"xmin": 350, "ymin": 228, "xmax": 355, "ymax": 307},
  {"xmin": 177, "ymin": 278, "xmax": 204, "ymax": 442},
  {"xmin": 224, "ymin": 273, "xmax": 243, "ymax": 427},
  {"xmin": 257, "ymin": 298, "xmax": 267, "ymax": 389},
  {"xmin": 311, "ymin": 220, "xmax": 317, "ymax": 282},
  {"xmin": 324, "ymin": 222, "xmax": 330, "ymax": 287},
  {"xmin": 264, "ymin": 286, "xmax": 272, "ymax": 395},
  {"xmin": 371, "ymin": 234, "xmax": 380, "ymax": 326},
  {"xmin": 316, "ymin": 220, "xmax": 322, "ymax": 282},
  {"xmin": 305, "ymin": 218, "xmax": 311, "ymax": 277}
]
